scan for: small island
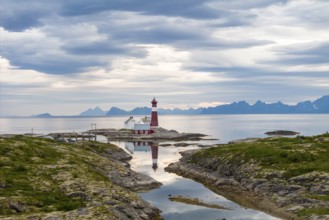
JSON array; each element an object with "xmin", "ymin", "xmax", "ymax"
[
  {"xmin": 265, "ymin": 130, "xmax": 300, "ymax": 136},
  {"xmin": 91, "ymin": 127, "xmax": 208, "ymax": 142}
]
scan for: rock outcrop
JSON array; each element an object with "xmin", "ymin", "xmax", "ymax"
[
  {"xmin": 265, "ymin": 130, "xmax": 300, "ymax": 136},
  {"xmin": 166, "ymin": 134, "xmax": 329, "ymax": 220},
  {"xmin": 0, "ymin": 136, "xmax": 162, "ymax": 220},
  {"xmin": 88, "ymin": 127, "xmax": 207, "ymax": 142}
]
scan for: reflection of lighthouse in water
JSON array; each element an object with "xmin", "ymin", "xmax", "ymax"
[
  {"xmin": 150, "ymin": 143, "xmax": 158, "ymax": 171},
  {"xmin": 124, "ymin": 141, "xmax": 159, "ymax": 171}
]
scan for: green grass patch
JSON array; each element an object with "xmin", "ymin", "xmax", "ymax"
[
  {"xmin": 189, "ymin": 134, "xmax": 329, "ymax": 178},
  {"xmin": 0, "ymin": 136, "xmax": 86, "ymax": 216},
  {"xmin": 26, "ymin": 190, "xmax": 85, "ymax": 212},
  {"xmin": 297, "ymin": 207, "xmax": 329, "ymax": 217},
  {"xmin": 75, "ymin": 141, "xmax": 119, "ymax": 155}
]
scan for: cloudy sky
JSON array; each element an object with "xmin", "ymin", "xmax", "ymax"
[{"xmin": 1, "ymin": 0, "xmax": 328, "ymax": 116}]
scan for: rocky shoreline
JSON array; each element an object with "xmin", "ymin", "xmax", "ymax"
[
  {"xmin": 165, "ymin": 134, "xmax": 329, "ymax": 220},
  {"xmin": 0, "ymin": 136, "xmax": 162, "ymax": 219},
  {"xmin": 89, "ymin": 127, "xmax": 208, "ymax": 142}
]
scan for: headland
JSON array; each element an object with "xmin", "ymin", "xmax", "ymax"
[
  {"xmin": 165, "ymin": 134, "xmax": 329, "ymax": 220},
  {"xmin": 0, "ymin": 135, "xmax": 162, "ymax": 219}
]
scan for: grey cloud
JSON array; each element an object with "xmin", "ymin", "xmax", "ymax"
[
  {"xmin": 108, "ymin": 25, "xmax": 203, "ymax": 44},
  {"xmin": 267, "ymin": 42, "xmax": 329, "ymax": 65},
  {"xmin": 0, "ymin": 10, "xmax": 43, "ymax": 31},
  {"xmin": 209, "ymin": 0, "xmax": 288, "ymax": 10},
  {"xmin": 59, "ymin": 0, "xmax": 221, "ymax": 19},
  {"xmin": 6, "ymin": 53, "xmax": 106, "ymax": 75},
  {"xmin": 104, "ymin": 22, "xmax": 273, "ymax": 49},
  {"xmin": 63, "ymin": 40, "xmax": 147, "ymax": 57},
  {"xmin": 177, "ymin": 39, "xmax": 273, "ymax": 49},
  {"xmin": 0, "ymin": 1, "xmax": 57, "ymax": 31}
]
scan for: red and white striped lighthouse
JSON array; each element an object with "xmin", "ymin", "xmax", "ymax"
[{"xmin": 150, "ymin": 97, "xmax": 159, "ymax": 127}]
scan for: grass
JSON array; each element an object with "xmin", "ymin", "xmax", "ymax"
[
  {"xmin": 0, "ymin": 135, "xmax": 146, "ymax": 218},
  {"xmin": 0, "ymin": 136, "xmax": 86, "ymax": 216},
  {"xmin": 297, "ymin": 208, "xmax": 329, "ymax": 217},
  {"xmin": 190, "ymin": 133, "xmax": 329, "ymax": 178},
  {"xmin": 187, "ymin": 133, "xmax": 329, "ymax": 217},
  {"xmin": 0, "ymin": 136, "xmax": 125, "ymax": 216}
]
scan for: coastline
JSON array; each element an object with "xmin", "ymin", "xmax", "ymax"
[
  {"xmin": 165, "ymin": 150, "xmax": 294, "ymax": 220},
  {"xmin": 0, "ymin": 135, "xmax": 162, "ymax": 219},
  {"xmin": 165, "ymin": 134, "xmax": 329, "ymax": 220}
]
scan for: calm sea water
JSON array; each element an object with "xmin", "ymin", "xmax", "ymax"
[
  {"xmin": 1, "ymin": 114, "xmax": 329, "ymax": 219},
  {"xmin": 1, "ymin": 114, "xmax": 328, "ymax": 142}
]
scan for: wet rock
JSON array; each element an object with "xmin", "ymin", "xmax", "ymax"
[
  {"xmin": 104, "ymin": 150, "xmax": 132, "ymax": 162},
  {"xmin": 108, "ymin": 170, "xmax": 162, "ymax": 192}
]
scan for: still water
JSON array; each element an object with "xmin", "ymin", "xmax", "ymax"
[
  {"xmin": 1, "ymin": 115, "xmax": 329, "ymax": 219},
  {"xmin": 1, "ymin": 114, "xmax": 328, "ymax": 143}
]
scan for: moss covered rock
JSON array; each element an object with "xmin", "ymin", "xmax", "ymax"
[
  {"xmin": 0, "ymin": 136, "xmax": 161, "ymax": 219},
  {"xmin": 166, "ymin": 133, "xmax": 329, "ymax": 220}
]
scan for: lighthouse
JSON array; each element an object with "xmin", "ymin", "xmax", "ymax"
[{"xmin": 150, "ymin": 98, "xmax": 159, "ymax": 127}]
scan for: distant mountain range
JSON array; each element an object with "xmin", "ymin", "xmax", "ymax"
[
  {"xmin": 32, "ymin": 113, "xmax": 53, "ymax": 118},
  {"xmin": 202, "ymin": 95, "xmax": 329, "ymax": 114},
  {"xmin": 79, "ymin": 107, "xmax": 106, "ymax": 116},
  {"xmin": 33, "ymin": 95, "xmax": 329, "ymax": 117}
]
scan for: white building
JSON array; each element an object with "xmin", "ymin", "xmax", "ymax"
[
  {"xmin": 124, "ymin": 116, "xmax": 136, "ymax": 129},
  {"xmin": 124, "ymin": 116, "xmax": 152, "ymax": 134}
]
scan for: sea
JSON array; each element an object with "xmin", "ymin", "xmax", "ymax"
[{"xmin": 1, "ymin": 114, "xmax": 329, "ymax": 220}]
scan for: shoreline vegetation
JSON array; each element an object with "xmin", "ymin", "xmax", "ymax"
[
  {"xmin": 0, "ymin": 135, "xmax": 162, "ymax": 219},
  {"xmin": 165, "ymin": 133, "xmax": 329, "ymax": 220},
  {"xmin": 2, "ymin": 129, "xmax": 329, "ymax": 220}
]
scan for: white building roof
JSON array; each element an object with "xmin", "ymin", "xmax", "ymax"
[{"xmin": 134, "ymin": 123, "xmax": 150, "ymax": 131}]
